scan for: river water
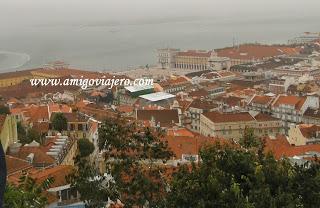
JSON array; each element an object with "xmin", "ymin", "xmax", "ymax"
[{"xmin": 0, "ymin": 0, "xmax": 319, "ymax": 72}]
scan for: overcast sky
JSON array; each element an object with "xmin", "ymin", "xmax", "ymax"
[{"xmin": 1, "ymin": 0, "xmax": 319, "ymax": 26}]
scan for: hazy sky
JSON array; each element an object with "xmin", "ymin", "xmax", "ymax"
[
  {"xmin": 1, "ymin": 0, "xmax": 319, "ymax": 26},
  {"xmin": 1, "ymin": 0, "xmax": 319, "ymax": 71}
]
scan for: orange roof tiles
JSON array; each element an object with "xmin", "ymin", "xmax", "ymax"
[
  {"xmin": 250, "ymin": 95, "xmax": 273, "ymax": 105},
  {"xmin": 5, "ymin": 155, "xmax": 33, "ymax": 175},
  {"xmin": 163, "ymin": 135, "xmax": 230, "ymax": 159},
  {"xmin": 272, "ymin": 95, "xmax": 307, "ymax": 110},
  {"xmin": 254, "ymin": 113, "xmax": 279, "ymax": 121},
  {"xmin": 117, "ymin": 105, "xmax": 134, "ymax": 114},
  {"xmin": 177, "ymin": 50, "xmax": 213, "ymax": 58},
  {"xmin": 203, "ymin": 111, "xmax": 255, "ymax": 123},
  {"xmin": 48, "ymin": 103, "xmax": 72, "ymax": 114},
  {"xmin": 216, "ymin": 44, "xmax": 299, "ymax": 60},
  {"xmin": 8, "ymin": 146, "xmax": 56, "ymax": 167},
  {"xmin": 298, "ymin": 124, "xmax": 320, "ymax": 139},
  {"xmin": 264, "ymin": 135, "xmax": 320, "ymax": 159},
  {"xmin": 167, "ymin": 128, "xmax": 195, "ymax": 137}
]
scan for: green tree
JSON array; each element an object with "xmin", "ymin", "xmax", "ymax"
[
  {"xmin": 70, "ymin": 117, "xmax": 173, "ymax": 208},
  {"xmin": 17, "ymin": 122, "xmax": 28, "ymax": 144},
  {"xmin": 239, "ymin": 128, "xmax": 262, "ymax": 150},
  {"xmin": 0, "ymin": 105, "xmax": 10, "ymax": 115},
  {"xmin": 51, "ymin": 113, "xmax": 68, "ymax": 132},
  {"xmin": 26, "ymin": 128, "xmax": 41, "ymax": 144},
  {"xmin": 4, "ymin": 174, "xmax": 54, "ymax": 208},
  {"xmin": 67, "ymin": 158, "xmax": 118, "ymax": 208},
  {"xmin": 78, "ymin": 138, "xmax": 95, "ymax": 158},
  {"xmin": 163, "ymin": 143, "xmax": 318, "ymax": 208}
]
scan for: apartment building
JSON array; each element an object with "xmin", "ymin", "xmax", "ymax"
[
  {"xmin": 186, "ymin": 99, "xmax": 220, "ymax": 133},
  {"xmin": 288, "ymin": 124, "xmax": 320, "ymax": 146},
  {"xmin": 200, "ymin": 112, "xmax": 282, "ymax": 140},
  {"xmin": 247, "ymin": 94, "xmax": 275, "ymax": 114},
  {"xmin": 271, "ymin": 95, "xmax": 319, "ymax": 129}
]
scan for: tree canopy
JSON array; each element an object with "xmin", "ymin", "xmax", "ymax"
[
  {"xmin": 163, "ymin": 142, "xmax": 320, "ymax": 208},
  {"xmin": 68, "ymin": 119, "xmax": 320, "ymax": 208},
  {"xmin": 4, "ymin": 174, "xmax": 54, "ymax": 208},
  {"xmin": 78, "ymin": 138, "xmax": 95, "ymax": 158},
  {"xmin": 0, "ymin": 105, "xmax": 10, "ymax": 115},
  {"xmin": 51, "ymin": 113, "xmax": 68, "ymax": 132}
]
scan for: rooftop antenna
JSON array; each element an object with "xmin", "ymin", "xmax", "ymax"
[{"xmin": 233, "ymin": 36, "xmax": 236, "ymax": 48}]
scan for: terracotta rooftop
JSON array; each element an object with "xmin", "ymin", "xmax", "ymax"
[
  {"xmin": 254, "ymin": 113, "xmax": 279, "ymax": 122},
  {"xmin": 159, "ymin": 76, "xmax": 189, "ymax": 87},
  {"xmin": 216, "ymin": 44, "xmax": 300, "ymax": 60},
  {"xmin": 272, "ymin": 95, "xmax": 307, "ymax": 110},
  {"xmin": 136, "ymin": 109, "xmax": 179, "ymax": 127},
  {"xmin": 167, "ymin": 128, "xmax": 195, "ymax": 137},
  {"xmin": 48, "ymin": 103, "xmax": 72, "ymax": 114},
  {"xmin": 177, "ymin": 50, "xmax": 213, "ymax": 58},
  {"xmin": 5, "ymin": 155, "xmax": 33, "ymax": 176},
  {"xmin": 188, "ymin": 99, "xmax": 219, "ymax": 110},
  {"xmin": 51, "ymin": 112, "xmax": 88, "ymax": 123},
  {"xmin": 163, "ymin": 135, "xmax": 231, "ymax": 159},
  {"xmin": 298, "ymin": 124, "xmax": 320, "ymax": 139},
  {"xmin": 213, "ymin": 96, "xmax": 244, "ymax": 107},
  {"xmin": 264, "ymin": 135, "xmax": 320, "ymax": 159},
  {"xmin": 304, "ymin": 108, "xmax": 320, "ymax": 119},
  {"xmin": 251, "ymin": 95, "xmax": 273, "ymax": 105},
  {"xmin": 117, "ymin": 105, "xmax": 134, "ymax": 114},
  {"xmin": 8, "ymin": 146, "xmax": 56, "ymax": 167},
  {"xmin": 188, "ymin": 89, "xmax": 209, "ymax": 98},
  {"xmin": 203, "ymin": 111, "xmax": 255, "ymax": 123},
  {"xmin": 0, "ymin": 69, "xmax": 35, "ymax": 80}
]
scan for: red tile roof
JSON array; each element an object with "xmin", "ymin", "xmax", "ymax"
[
  {"xmin": 298, "ymin": 124, "xmax": 320, "ymax": 139},
  {"xmin": 203, "ymin": 111, "xmax": 255, "ymax": 123},
  {"xmin": 249, "ymin": 95, "xmax": 273, "ymax": 105},
  {"xmin": 216, "ymin": 44, "xmax": 299, "ymax": 60},
  {"xmin": 177, "ymin": 50, "xmax": 213, "ymax": 58},
  {"xmin": 163, "ymin": 135, "xmax": 230, "ymax": 159},
  {"xmin": 272, "ymin": 95, "xmax": 306, "ymax": 110},
  {"xmin": 5, "ymin": 155, "xmax": 33, "ymax": 175},
  {"xmin": 8, "ymin": 146, "xmax": 56, "ymax": 167},
  {"xmin": 264, "ymin": 135, "xmax": 320, "ymax": 159},
  {"xmin": 167, "ymin": 128, "xmax": 195, "ymax": 137},
  {"xmin": 136, "ymin": 109, "xmax": 179, "ymax": 127},
  {"xmin": 254, "ymin": 113, "xmax": 279, "ymax": 121},
  {"xmin": 188, "ymin": 99, "xmax": 219, "ymax": 110}
]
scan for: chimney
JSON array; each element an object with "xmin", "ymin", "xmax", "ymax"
[
  {"xmin": 9, "ymin": 142, "xmax": 22, "ymax": 154},
  {"xmin": 26, "ymin": 153, "xmax": 34, "ymax": 164}
]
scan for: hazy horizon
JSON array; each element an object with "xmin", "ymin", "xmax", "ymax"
[{"xmin": 1, "ymin": 0, "xmax": 320, "ymax": 72}]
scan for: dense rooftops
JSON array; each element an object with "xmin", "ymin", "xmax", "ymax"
[{"xmin": 139, "ymin": 92, "xmax": 175, "ymax": 102}]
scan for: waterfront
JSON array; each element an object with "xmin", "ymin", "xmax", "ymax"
[{"xmin": 1, "ymin": 18, "xmax": 320, "ymax": 72}]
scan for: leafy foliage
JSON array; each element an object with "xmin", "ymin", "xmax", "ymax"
[
  {"xmin": 78, "ymin": 138, "xmax": 95, "ymax": 158},
  {"xmin": 26, "ymin": 128, "xmax": 41, "ymax": 144},
  {"xmin": 17, "ymin": 122, "xmax": 27, "ymax": 144},
  {"xmin": 239, "ymin": 128, "xmax": 262, "ymax": 150},
  {"xmin": 51, "ymin": 113, "xmax": 68, "ymax": 132},
  {"xmin": 163, "ymin": 142, "xmax": 320, "ymax": 208},
  {"xmin": 67, "ymin": 157, "xmax": 118, "ymax": 208},
  {"xmin": 0, "ymin": 105, "xmax": 10, "ymax": 115},
  {"xmin": 4, "ymin": 174, "xmax": 54, "ymax": 208},
  {"xmin": 69, "ymin": 117, "xmax": 173, "ymax": 207}
]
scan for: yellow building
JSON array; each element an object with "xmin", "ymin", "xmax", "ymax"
[
  {"xmin": 0, "ymin": 115, "xmax": 18, "ymax": 152},
  {"xmin": 158, "ymin": 48, "xmax": 230, "ymax": 71},
  {"xmin": 0, "ymin": 70, "xmax": 34, "ymax": 88},
  {"xmin": 288, "ymin": 124, "xmax": 320, "ymax": 146},
  {"xmin": 200, "ymin": 112, "xmax": 282, "ymax": 140}
]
